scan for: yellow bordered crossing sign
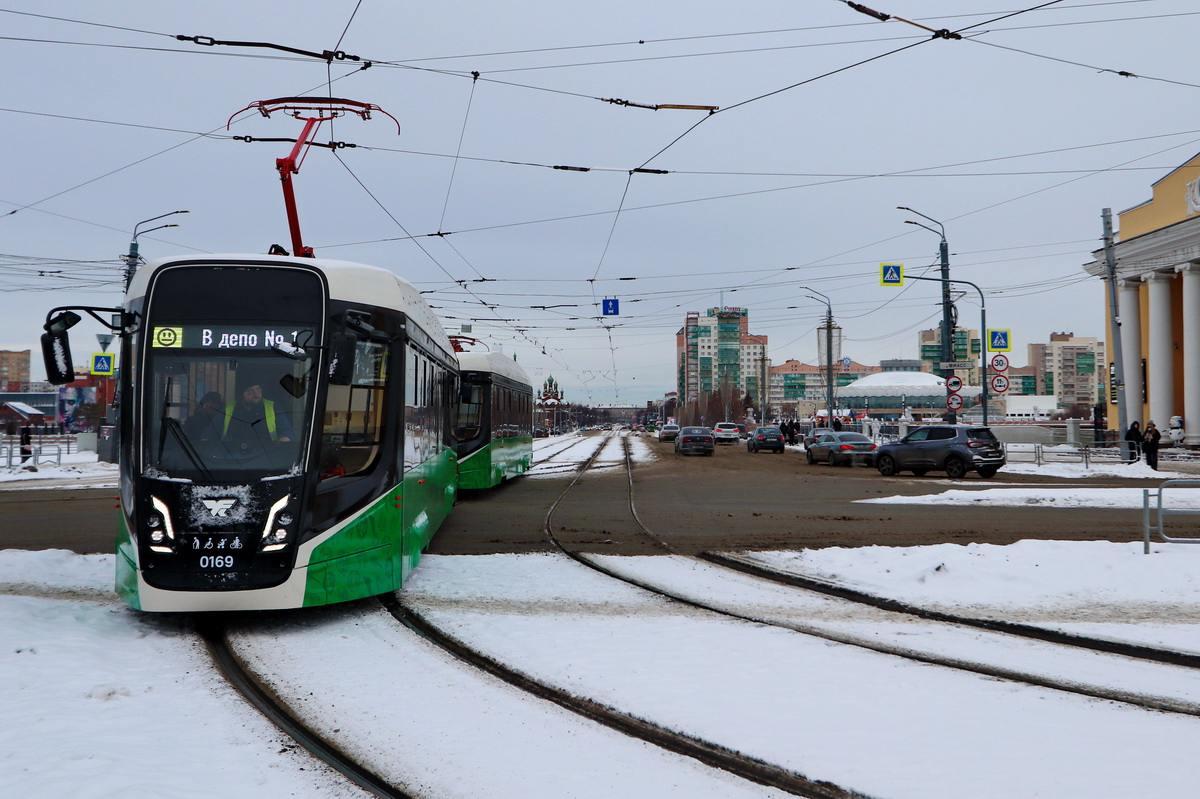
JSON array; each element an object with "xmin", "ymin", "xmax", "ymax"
[
  {"xmin": 90, "ymin": 352, "xmax": 115, "ymax": 376},
  {"xmin": 880, "ymin": 262, "xmax": 904, "ymax": 287}
]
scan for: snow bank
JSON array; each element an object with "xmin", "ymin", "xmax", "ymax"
[
  {"xmin": 0, "ymin": 549, "xmax": 113, "ymax": 597},
  {"xmin": 860, "ymin": 487, "xmax": 1200, "ymax": 509},
  {"xmin": 1002, "ymin": 460, "xmax": 1190, "ymax": 479}
]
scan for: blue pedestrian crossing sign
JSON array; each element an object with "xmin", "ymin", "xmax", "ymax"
[
  {"xmin": 987, "ymin": 328, "xmax": 1012, "ymax": 352},
  {"xmin": 90, "ymin": 352, "xmax": 115, "ymax": 376},
  {"xmin": 880, "ymin": 262, "xmax": 904, "ymax": 287},
  {"xmin": 602, "ymin": 297, "xmax": 620, "ymax": 316}
]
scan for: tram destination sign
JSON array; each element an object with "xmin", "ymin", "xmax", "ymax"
[{"xmin": 151, "ymin": 324, "xmax": 315, "ymax": 350}]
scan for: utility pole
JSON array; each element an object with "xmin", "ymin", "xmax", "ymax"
[
  {"xmin": 1103, "ymin": 208, "xmax": 1130, "ymax": 461},
  {"xmin": 825, "ymin": 308, "xmax": 835, "ymax": 424}
]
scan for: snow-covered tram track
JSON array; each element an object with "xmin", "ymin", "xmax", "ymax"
[
  {"xmin": 538, "ymin": 436, "xmax": 1200, "ymax": 720},
  {"xmin": 201, "ymin": 622, "xmax": 410, "ymax": 798}
]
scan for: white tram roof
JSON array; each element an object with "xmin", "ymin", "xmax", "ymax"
[
  {"xmin": 457, "ymin": 350, "xmax": 532, "ymax": 387},
  {"xmin": 128, "ymin": 254, "xmax": 452, "ymax": 356}
]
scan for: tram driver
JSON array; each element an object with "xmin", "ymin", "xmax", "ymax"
[
  {"xmin": 183, "ymin": 391, "xmax": 225, "ymax": 445},
  {"xmin": 222, "ymin": 377, "xmax": 294, "ymax": 453}
]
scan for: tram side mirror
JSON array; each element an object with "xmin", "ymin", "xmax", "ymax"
[
  {"xmin": 41, "ymin": 311, "xmax": 81, "ymax": 385},
  {"xmin": 327, "ymin": 331, "xmax": 357, "ymax": 384}
]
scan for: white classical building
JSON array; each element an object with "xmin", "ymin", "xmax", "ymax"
[{"xmin": 1084, "ymin": 153, "xmax": 1200, "ymax": 445}]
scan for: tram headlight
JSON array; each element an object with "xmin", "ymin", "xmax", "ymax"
[
  {"xmin": 150, "ymin": 529, "xmax": 165, "ymax": 544},
  {"xmin": 277, "ymin": 512, "xmax": 294, "ymax": 527},
  {"xmin": 272, "ymin": 528, "xmax": 289, "ymax": 543},
  {"xmin": 146, "ymin": 514, "xmax": 162, "ymax": 529}
]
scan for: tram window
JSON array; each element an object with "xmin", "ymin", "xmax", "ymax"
[{"xmin": 319, "ymin": 340, "xmax": 387, "ymax": 480}]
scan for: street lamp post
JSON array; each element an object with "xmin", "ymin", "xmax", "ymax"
[
  {"xmin": 798, "ymin": 286, "xmax": 835, "ymax": 425},
  {"xmin": 897, "ymin": 206, "xmax": 957, "ymax": 422},
  {"xmin": 124, "ymin": 210, "xmax": 188, "ymax": 291}
]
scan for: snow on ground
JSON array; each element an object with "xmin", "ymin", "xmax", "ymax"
[
  {"xmin": 861, "ymin": 486, "xmax": 1200, "ymax": 509},
  {"xmin": 1001, "ymin": 460, "xmax": 1191, "ymax": 479},
  {"xmin": 0, "ymin": 549, "xmax": 113, "ymax": 598},
  {"xmin": 0, "ymin": 552, "xmax": 361, "ymax": 798},
  {"xmin": 405, "ymin": 553, "xmax": 1200, "ymax": 799},
  {"xmin": 0, "ymin": 451, "xmax": 117, "ymax": 488},
  {"xmin": 627, "ymin": 434, "xmax": 657, "ymax": 465},
  {"xmin": 742, "ymin": 541, "xmax": 1200, "ymax": 652},
  {"xmin": 230, "ymin": 603, "xmax": 786, "ymax": 799},
  {"xmin": 527, "ymin": 434, "xmax": 608, "ymax": 479}
]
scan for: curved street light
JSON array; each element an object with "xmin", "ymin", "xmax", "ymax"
[{"xmin": 124, "ymin": 210, "xmax": 189, "ymax": 291}]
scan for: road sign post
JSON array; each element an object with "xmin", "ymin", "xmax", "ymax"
[{"xmin": 602, "ymin": 298, "xmax": 620, "ymax": 316}]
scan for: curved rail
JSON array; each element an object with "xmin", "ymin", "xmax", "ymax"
[
  {"xmin": 200, "ymin": 622, "xmax": 412, "ymax": 799},
  {"xmin": 544, "ymin": 435, "xmax": 1200, "ymax": 719}
]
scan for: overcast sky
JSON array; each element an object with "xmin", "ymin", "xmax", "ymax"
[{"xmin": 2, "ymin": 0, "xmax": 1196, "ymax": 403}]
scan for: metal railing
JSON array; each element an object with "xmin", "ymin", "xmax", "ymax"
[
  {"xmin": 1, "ymin": 442, "xmax": 63, "ymax": 469},
  {"xmin": 1143, "ymin": 479, "xmax": 1200, "ymax": 554}
]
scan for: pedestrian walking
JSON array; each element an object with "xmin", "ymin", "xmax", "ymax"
[
  {"xmin": 1143, "ymin": 421, "xmax": 1162, "ymax": 471},
  {"xmin": 1124, "ymin": 421, "xmax": 1142, "ymax": 463}
]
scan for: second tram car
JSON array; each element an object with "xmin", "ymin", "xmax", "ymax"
[
  {"xmin": 43, "ymin": 255, "xmax": 459, "ymax": 611},
  {"xmin": 454, "ymin": 351, "xmax": 534, "ymax": 489}
]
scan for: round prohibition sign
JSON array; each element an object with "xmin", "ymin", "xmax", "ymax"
[
  {"xmin": 946, "ymin": 393, "xmax": 964, "ymax": 410},
  {"xmin": 990, "ymin": 353, "xmax": 1010, "ymax": 372},
  {"xmin": 991, "ymin": 374, "xmax": 1011, "ymax": 393},
  {"xmin": 945, "ymin": 375, "xmax": 963, "ymax": 392}
]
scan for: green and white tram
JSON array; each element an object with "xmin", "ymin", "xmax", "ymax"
[
  {"xmin": 454, "ymin": 351, "xmax": 534, "ymax": 489},
  {"xmin": 41, "ymin": 255, "xmax": 458, "ymax": 611}
]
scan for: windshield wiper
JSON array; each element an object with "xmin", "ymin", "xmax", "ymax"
[{"xmin": 155, "ymin": 378, "xmax": 213, "ymax": 481}]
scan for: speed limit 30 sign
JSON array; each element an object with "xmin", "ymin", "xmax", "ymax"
[{"xmin": 990, "ymin": 353, "xmax": 1010, "ymax": 372}]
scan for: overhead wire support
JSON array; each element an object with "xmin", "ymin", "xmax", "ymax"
[
  {"xmin": 176, "ymin": 34, "xmax": 372, "ymax": 67},
  {"xmin": 600, "ymin": 97, "xmax": 719, "ymax": 112}
]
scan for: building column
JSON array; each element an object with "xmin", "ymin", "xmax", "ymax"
[
  {"xmin": 1118, "ymin": 280, "xmax": 1143, "ymax": 424},
  {"xmin": 1144, "ymin": 271, "xmax": 1176, "ymax": 428},
  {"xmin": 1178, "ymin": 263, "xmax": 1200, "ymax": 446}
]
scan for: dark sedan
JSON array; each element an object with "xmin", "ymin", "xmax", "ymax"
[
  {"xmin": 805, "ymin": 432, "xmax": 877, "ymax": 466},
  {"xmin": 747, "ymin": 426, "xmax": 784, "ymax": 453},
  {"xmin": 675, "ymin": 426, "xmax": 715, "ymax": 456}
]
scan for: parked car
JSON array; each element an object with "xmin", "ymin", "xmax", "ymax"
[
  {"xmin": 747, "ymin": 426, "xmax": 784, "ymax": 453},
  {"xmin": 675, "ymin": 426, "xmax": 715, "ymax": 456},
  {"xmin": 806, "ymin": 432, "xmax": 877, "ymax": 466},
  {"xmin": 803, "ymin": 427, "xmax": 834, "ymax": 448},
  {"xmin": 874, "ymin": 425, "xmax": 1005, "ymax": 479},
  {"xmin": 658, "ymin": 424, "xmax": 680, "ymax": 442},
  {"xmin": 713, "ymin": 422, "xmax": 741, "ymax": 444},
  {"xmin": 533, "ymin": 427, "xmax": 549, "ymax": 438}
]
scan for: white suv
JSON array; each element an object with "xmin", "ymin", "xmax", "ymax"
[{"xmin": 713, "ymin": 422, "xmax": 740, "ymax": 444}]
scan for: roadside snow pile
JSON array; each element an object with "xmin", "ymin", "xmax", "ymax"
[
  {"xmin": 628, "ymin": 435, "xmax": 657, "ymax": 464},
  {"xmin": 0, "ymin": 451, "xmax": 117, "ymax": 485},
  {"xmin": 0, "ymin": 549, "xmax": 112, "ymax": 596},
  {"xmin": 859, "ymin": 487, "xmax": 1200, "ymax": 509}
]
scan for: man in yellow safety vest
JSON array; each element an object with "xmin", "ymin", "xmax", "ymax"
[{"xmin": 223, "ymin": 382, "xmax": 293, "ymax": 448}]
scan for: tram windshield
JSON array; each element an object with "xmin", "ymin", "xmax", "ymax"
[{"xmin": 140, "ymin": 264, "xmax": 324, "ymax": 482}]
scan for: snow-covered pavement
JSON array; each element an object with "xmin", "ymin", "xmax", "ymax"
[
  {"xmin": 0, "ymin": 553, "xmax": 360, "ymax": 798},
  {"xmin": 230, "ymin": 605, "xmax": 786, "ymax": 799},
  {"xmin": 404, "ymin": 552, "xmax": 1200, "ymax": 798},
  {"xmin": 741, "ymin": 541, "xmax": 1200, "ymax": 652},
  {"xmin": 6, "ymin": 541, "xmax": 1200, "ymax": 797},
  {"xmin": 0, "ymin": 451, "xmax": 117, "ymax": 489},
  {"xmin": 861, "ymin": 486, "xmax": 1200, "ymax": 510}
]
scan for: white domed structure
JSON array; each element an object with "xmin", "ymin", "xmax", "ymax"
[{"xmin": 837, "ymin": 370, "xmax": 980, "ymax": 413}]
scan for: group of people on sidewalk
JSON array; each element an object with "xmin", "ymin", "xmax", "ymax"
[{"xmin": 1124, "ymin": 420, "xmax": 1163, "ymax": 470}]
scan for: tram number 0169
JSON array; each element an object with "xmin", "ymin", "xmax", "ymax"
[{"xmin": 199, "ymin": 555, "xmax": 235, "ymax": 570}]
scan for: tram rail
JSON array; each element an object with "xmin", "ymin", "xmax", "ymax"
[
  {"xmin": 541, "ymin": 435, "xmax": 1200, "ymax": 720},
  {"xmin": 200, "ymin": 622, "xmax": 412, "ymax": 799}
]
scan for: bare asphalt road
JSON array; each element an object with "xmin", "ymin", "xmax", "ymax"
[{"xmin": 0, "ymin": 433, "xmax": 1172, "ymax": 556}]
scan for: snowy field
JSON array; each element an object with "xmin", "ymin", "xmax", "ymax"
[{"xmin": 861, "ymin": 486, "xmax": 1200, "ymax": 510}]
